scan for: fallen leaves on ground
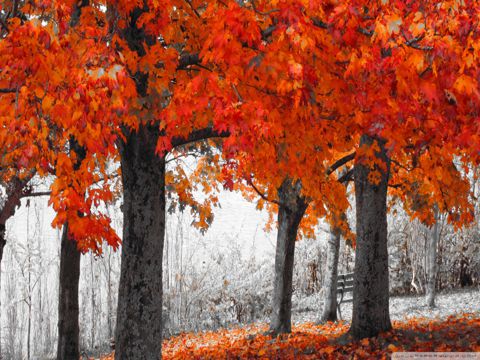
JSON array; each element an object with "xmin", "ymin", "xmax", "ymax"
[{"xmin": 101, "ymin": 313, "xmax": 480, "ymax": 359}]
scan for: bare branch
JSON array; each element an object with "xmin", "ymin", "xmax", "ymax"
[{"xmin": 20, "ymin": 191, "xmax": 51, "ymax": 198}]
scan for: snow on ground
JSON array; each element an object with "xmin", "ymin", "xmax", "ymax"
[{"xmin": 292, "ymin": 286, "xmax": 480, "ymax": 324}]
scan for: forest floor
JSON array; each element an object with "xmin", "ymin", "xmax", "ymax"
[
  {"xmin": 293, "ymin": 286, "xmax": 480, "ymax": 323},
  {"xmin": 101, "ymin": 287, "xmax": 480, "ymax": 359}
]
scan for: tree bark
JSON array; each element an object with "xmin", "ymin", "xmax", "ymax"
[
  {"xmin": 56, "ymin": 138, "xmax": 85, "ymax": 360},
  {"xmin": 0, "ymin": 223, "xmax": 6, "ymax": 266},
  {"xmin": 349, "ymin": 135, "xmax": 392, "ymax": 339},
  {"xmin": 269, "ymin": 179, "xmax": 308, "ymax": 336},
  {"xmin": 318, "ymin": 225, "xmax": 341, "ymax": 323},
  {"xmin": 0, "ymin": 177, "xmax": 31, "ymax": 263},
  {"xmin": 56, "ymin": 224, "xmax": 81, "ymax": 360},
  {"xmin": 426, "ymin": 206, "xmax": 439, "ymax": 308},
  {"xmin": 56, "ymin": 3, "xmax": 89, "ymax": 358},
  {"xmin": 115, "ymin": 125, "xmax": 166, "ymax": 359}
]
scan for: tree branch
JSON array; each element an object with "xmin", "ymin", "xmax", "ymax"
[
  {"xmin": 247, "ymin": 179, "xmax": 281, "ymax": 206},
  {"xmin": 250, "ymin": 0, "xmax": 279, "ymax": 16},
  {"xmin": 326, "ymin": 152, "xmax": 356, "ymax": 176},
  {"xmin": 20, "ymin": 191, "xmax": 51, "ymax": 199},
  {"xmin": 0, "ymin": 88, "xmax": 16, "ymax": 93},
  {"xmin": 338, "ymin": 169, "xmax": 354, "ymax": 184},
  {"xmin": 401, "ymin": 30, "xmax": 433, "ymax": 51},
  {"xmin": 357, "ymin": 26, "xmax": 374, "ymax": 37},
  {"xmin": 311, "ymin": 17, "xmax": 328, "ymax": 29},
  {"xmin": 171, "ymin": 127, "xmax": 230, "ymax": 148},
  {"xmin": 184, "ymin": 0, "xmax": 201, "ymax": 18},
  {"xmin": 177, "ymin": 53, "xmax": 200, "ymax": 70}
]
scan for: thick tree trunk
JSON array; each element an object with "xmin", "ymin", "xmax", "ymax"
[
  {"xmin": 115, "ymin": 125, "xmax": 166, "ymax": 359},
  {"xmin": 319, "ymin": 226, "xmax": 341, "ymax": 323},
  {"xmin": 269, "ymin": 179, "xmax": 308, "ymax": 336},
  {"xmin": 56, "ymin": 224, "xmax": 81, "ymax": 360},
  {"xmin": 349, "ymin": 135, "xmax": 392, "ymax": 339},
  {"xmin": 426, "ymin": 206, "xmax": 439, "ymax": 308}
]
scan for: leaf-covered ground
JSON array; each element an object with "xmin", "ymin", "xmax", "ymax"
[{"xmin": 101, "ymin": 313, "xmax": 480, "ymax": 359}]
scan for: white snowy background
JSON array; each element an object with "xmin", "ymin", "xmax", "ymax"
[{"xmin": 1, "ymin": 170, "xmax": 479, "ymax": 359}]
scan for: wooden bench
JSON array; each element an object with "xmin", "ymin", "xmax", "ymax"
[{"xmin": 336, "ymin": 272, "xmax": 354, "ymax": 319}]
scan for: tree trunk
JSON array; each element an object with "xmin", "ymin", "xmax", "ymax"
[
  {"xmin": 115, "ymin": 125, "xmax": 166, "ymax": 359},
  {"xmin": 57, "ymin": 136, "xmax": 85, "ymax": 359},
  {"xmin": 0, "ymin": 223, "xmax": 6, "ymax": 266},
  {"xmin": 318, "ymin": 226, "xmax": 341, "ymax": 323},
  {"xmin": 0, "ymin": 176, "xmax": 32, "ymax": 263},
  {"xmin": 426, "ymin": 206, "xmax": 439, "ymax": 308},
  {"xmin": 56, "ymin": 223, "xmax": 81, "ymax": 360},
  {"xmin": 90, "ymin": 254, "xmax": 96, "ymax": 349},
  {"xmin": 349, "ymin": 135, "xmax": 392, "ymax": 339},
  {"xmin": 269, "ymin": 179, "xmax": 308, "ymax": 336},
  {"xmin": 107, "ymin": 249, "xmax": 113, "ymax": 340}
]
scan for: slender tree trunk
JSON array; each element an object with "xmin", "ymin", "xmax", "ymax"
[
  {"xmin": 107, "ymin": 251, "xmax": 113, "ymax": 340},
  {"xmin": 90, "ymin": 254, "xmax": 96, "ymax": 349},
  {"xmin": 0, "ymin": 224, "xmax": 6, "ymax": 266},
  {"xmin": 115, "ymin": 125, "xmax": 166, "ymax": 359},
  {"xmin": 56, "ymin": 1, "xmax": 87, "ymax": 357},
  {"xmin": 319, "ymin": 226, "xmax": 341, "ymax": 323},
  {"xmin": 349, "ymin": 135, "xmax": 392, "ymax": 339},
  {"xmin": 0, "ymin": 259, "xmax": 2, "ymax": 358},
  {"xmin": 269, "ymin": 179, "xmax": 308, "ymax": 336},
  {"xmin": 56, "ymin": 224, "xmax": 81, "ymax": 359},
  {"xmin": 57, "ymin": 135, "xmax": 85, "ymax": 359},
  {"xmin": 27, "ymin": 243, "xmax": 31, "ymax": 360},
  {"xmin": 426, "ymin": 206, "xmax": 439, "ymax": 308}
]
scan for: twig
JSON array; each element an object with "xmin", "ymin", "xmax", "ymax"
[
  {"xmin": 184, "ymin": 0, "xmax": 201, "ymax": 18},
  {"xmin": 401, "ymin": 30, "xmax": 433, "ymax": 51},
  {"xmin": 232, "ymin": 84, "xmax": 243, "ymax": 103}
]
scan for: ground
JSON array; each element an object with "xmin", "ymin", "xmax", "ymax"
[
  {"xmin": 102, "ymin": 287, "xmax": 480, "ymax": 359},
  {"xmin": 293, "ymin": 286, "xmax": 480, "ymax": 323}
]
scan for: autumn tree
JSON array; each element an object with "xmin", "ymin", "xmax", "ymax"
[
  {"xmin": 1, "ymin": 1, "xmax": 122, "ymax": 357},
  {"xmin": 189, "ymin": 0, "xmax": 366, "ymax": 336},
  {"xmin": 323, "ymin": 0, "xmax": 480, "ymax": 339},
  {"xmin": 2, "ymin": 1, "xmax": 480, "ymax": 358},
  {"xmin": 0, "ymin": 0, "xmax": 38, "ymax": 265},
  {"xmin": 1, "ymin": 2, "xmax": 229, "ymax": 357},
  {"xmin": 201, "ymin": 0, "xmax": 480, "ymax": 340}
]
